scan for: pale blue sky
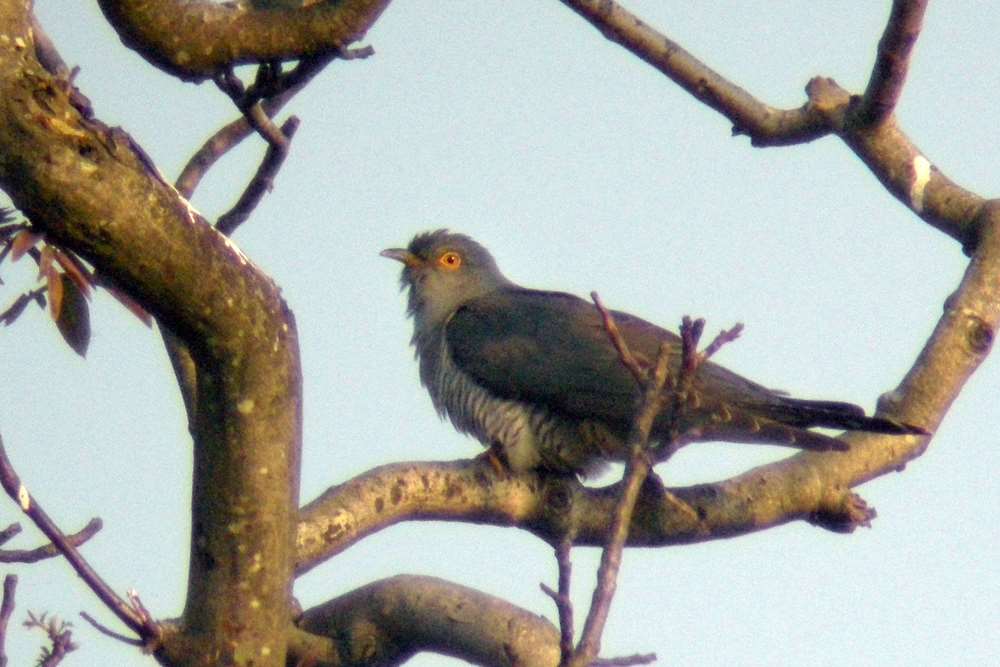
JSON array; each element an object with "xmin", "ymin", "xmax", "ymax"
[{"xmin": 1, "ymin": 3, "xmax": 996, "ymax": 665}]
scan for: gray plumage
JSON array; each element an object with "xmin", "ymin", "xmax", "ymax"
[{"xmin": 382, "ymin": 230, "xmax": 925, "ymax": 474}]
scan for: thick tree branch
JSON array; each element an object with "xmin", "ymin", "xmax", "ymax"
[
  {"xmin": 295, "ymin": 453, "xmax": 872, "ymax": 573},
  {"xmin": 0, "ymin": 6, "xmax": 303, "ymax": 663},
  {"xmin": 295, "ymin": 575, "xmax": 561, "ymax": 667},
  {"xmin": 558, "ymin": 0, "xmax": 981, "ymax": 244},
  {"xmin": 96, "ymin": 0, "xmax": 391, "ymax": 82}
]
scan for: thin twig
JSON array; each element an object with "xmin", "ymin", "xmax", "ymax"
[
  {"xmin": 590, "ymin": 292, "xmax": 645, "ymax": 382},
  {"xmin": 0, "ymin": 436, "xmax": 158, "ymax": 642},
  {"xmin": 0, "ymin": 523, "xmax": 19, "ymax": 546},
  {"xmin": 0, "ymin": 574, "xmax": 16, "ymax": 667},
  {"xmin": 176, "ymin": 55, "xmax": 334, "ymax": 197},
  {"xmin": 79, "ymin": 612, "xmax": 144, "ymax": 647},
  {"xmin": 540, "ymin": 535, "xmax": 575, "ymax": 665},
  {"xmin": 571, "ymin": 295, "xmax": 675, "ymax": 667},
  {"xmin": 24, "ymin": 611, "xmax": 77, "ymax": 666},
  {"xmin": 214, "ymin": 66, "xmax": 291, "ymax": 149},
  {"xmin": 0, "ymin": 518, "xmax": 102, "ymax": 564},
  {"xmin": 856, "ymin": 0, "xmax": 930, "ymax": 125},
  {"xmin": 217, "ymin": 116, "xmax": 301, "ymax": 236}
]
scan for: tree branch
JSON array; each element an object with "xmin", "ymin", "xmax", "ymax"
[
  {"xmin": 216, "ymin": 116, "xmax": 300, "ymax": 235},
  {"xmin": 0, "ymin": 437, "xmax": 155, "ymax": 641},
  {"xmin": 856, "ymin": 0, "xmax": 929, "ymax": 125},
  {"xmin": 96, "ymin": 0, "xmax": 391, "ymax": 82},
  {"xmin": 0, "ymin": 6, "xmax": 304, "ymax": 662},
  {"xmin": 294, "ymin": 450, "xmax": 882, "ymax": 575},
  {"xmin": 0, "ymin": 518, "xmax": 102, "ymax": 564},
  {"xmin": 569, "ymin": 298, "xmax": 674, "ymax": 666},
  {"xmin": 558, "ymin": 0, "xmax": 827, "ymax": 145},
  {"xmin": 0, "ymin": 574, "xmax": 15, "ymax": 667},
  {"xmin": 295, "ymin": 575, "xmax": 561, "ymax": 667},
  {"xmin": 558, "ymin": 0, "xmax": 982, "ymax": 244}
]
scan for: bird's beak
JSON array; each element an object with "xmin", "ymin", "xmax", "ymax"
[{"xmin": 380, "ymin": 248, "xmax": 423, "ymax": 268}]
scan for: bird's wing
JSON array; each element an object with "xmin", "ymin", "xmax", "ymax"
[{"xmin": 445, "ymin": 289, "xmax": 677, "ymax": 424}]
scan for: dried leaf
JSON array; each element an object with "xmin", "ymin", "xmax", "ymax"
[
  {"xmin": 47, "ymin": 269, "xmax": 64, "ymax": 320},
  {"xmin": 38, "ymin": 245, "xmax": 55, "ymax": 280},
  {"xmin": 10, "ymin": 230, "xmax": 42, "ymax": 262},
  {"xmin": 54, "ymin": 274, "xmax": 90, "ymax": 357},
  {"xmin": 52, "ymin": 249, "xmax": 93, "ymax": 299}
]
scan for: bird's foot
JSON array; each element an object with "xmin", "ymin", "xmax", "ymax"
[{"xmin": 475, "ymin": 442, "xmax": 510, "ymax": 476}]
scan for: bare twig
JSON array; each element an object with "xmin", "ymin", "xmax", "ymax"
[
  {"xmin": 214, "ymin": 66, "xmax": 291, "ymax": 149},
  {"xmin": 856, "ymin": 0, "xmax": 930, "ymax": 125},
  {"xmin": 570, "ymin": 295, "xmax": 675, "ymax": 667},
  {"xmin": 540, "ymin": 535, "xmax": 575, "ymax": 664},
  {"xmin": 176, "ymin": 54, "xmax": 334, "ymax": 197},
  {"xmin": 0, "ymin": 436, "xmax": 158, "ymax": 643},
  {"xmin": 24, "ymin": 611, "xmax": 77, "ymax": 666},
  {"xmin": 79, "ymin": 612, "xmax": 144, "ymax": 647},
  {"xmin": 0, "ymin": 524, "xmax": 19, "ymax": 546},
  {"xmin": 217, "ymin": 116, "xmax": 301, "ymax": 236},
  {"xmin": 590, "ymin": 292, "xmax": 644, "ymax": 382},
  {"xmin": 0, "ymin": 574, "xmax": 16, "ymax": 667},
  {"xmin": 0, "ymin": 518, "xmax": 102, "ymax": 564}
]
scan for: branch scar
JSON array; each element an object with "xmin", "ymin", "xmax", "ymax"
[{"xmin": 910, "ymin": 155, "xmax": 931, "ymax": 213}]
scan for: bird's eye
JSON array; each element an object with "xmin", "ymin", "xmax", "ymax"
[{"xmin": 438, "ymin": 251, "xmax": 462, "ymax": 270}]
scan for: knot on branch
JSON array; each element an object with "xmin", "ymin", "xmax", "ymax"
[{"xmin": 807, "ymin": 490, "xmax": 875, "ymax": 533}]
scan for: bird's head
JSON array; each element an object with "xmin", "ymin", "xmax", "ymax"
[{"xmin": 382, "ymin": 230, "xmax": 512, "ymax": 330}]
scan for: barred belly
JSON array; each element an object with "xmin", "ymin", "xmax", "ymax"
[{"xmin": 424, "ymin": 340, "xmax": 619, "ymax": 473}]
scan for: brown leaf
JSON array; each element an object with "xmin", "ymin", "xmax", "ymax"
[
  {"xmin": 10, "ymin": 230, "xmax": 42, "ymax": 262},
  {"xmin": 52, "ymin": 248, "xmax": 93, "ymax": 299},
  {"xmin": 55, "ymin": 274, "xmax": 90, "ymax": 357},
  {"xmin": 47, "ymin": 269, "xmax": 64, "ymax": 320},
  {"xmin": 38, "ymin": 245, "xmax": 55, "ymax": 280}
]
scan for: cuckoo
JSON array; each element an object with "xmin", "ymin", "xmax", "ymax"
[{"xmin": 382, "ymin": 230, "xmax": 925, "ymax": 475}]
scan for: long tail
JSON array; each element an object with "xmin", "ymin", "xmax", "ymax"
[{"xmin": 758, "ymin": 398, "xmax": 928, "ymax": 435}]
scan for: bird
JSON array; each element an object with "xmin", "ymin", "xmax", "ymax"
[{"xmin": 382, "ymin": 230, "xmax": 926, "ymax": 475}]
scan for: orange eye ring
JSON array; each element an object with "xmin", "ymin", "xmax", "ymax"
[{"xmin": 438, "ymin": 251, "xmax": 462, "ymax": 270}]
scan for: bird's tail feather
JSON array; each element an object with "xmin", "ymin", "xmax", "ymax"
[{"xmin": 758, "ymin": 398, "xmax": 928, "ymax": 435}]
